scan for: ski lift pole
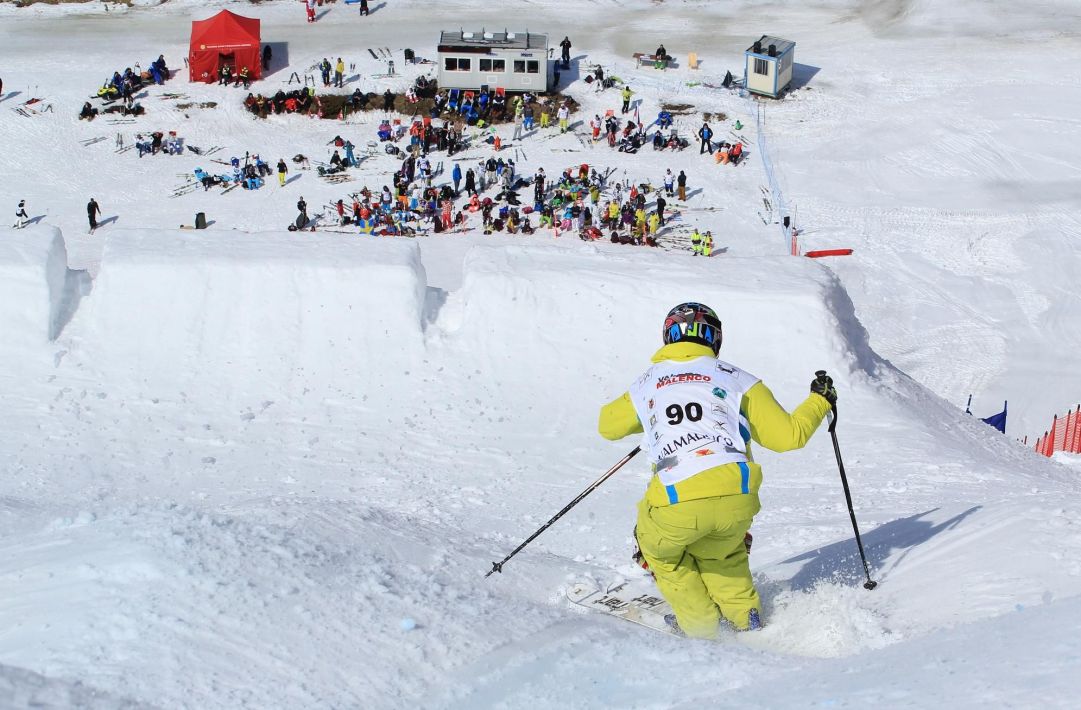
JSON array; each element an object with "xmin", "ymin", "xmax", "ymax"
[
  {"xmin": 818, "ymin": 371, "xmax": 877, "ymax": 590},
  {"xmin": 485, "ymin": 446, "xmax": 641, "ymax": 578}
]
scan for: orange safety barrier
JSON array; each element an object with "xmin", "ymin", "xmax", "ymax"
[
  {"xmin": 1034, "ymin": 405, "xmax": 1081, "ymax": 457},
  {"xmin": 805, "ymin": 248, "xmax": 854, "ymax": 258}
]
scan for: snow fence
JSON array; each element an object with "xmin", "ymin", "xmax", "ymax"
[
  {"xmin": 73, "ymin": 230, "xmax": 428, "ymax": 401},
  {"xmin": 0, "ymin": 226, "xmax": 83, "ymax": 356}
]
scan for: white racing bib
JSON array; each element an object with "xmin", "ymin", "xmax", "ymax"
[{"xmin": 628, "ymin": 357, "xmax": 759, "ymax": 488}]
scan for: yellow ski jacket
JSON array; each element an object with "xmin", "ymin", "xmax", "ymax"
[{"xmin": 599, "ymin": 342, "xmax": 830, "ymax": 511}]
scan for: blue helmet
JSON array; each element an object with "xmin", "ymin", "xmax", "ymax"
[{"xmin": 662, "ymin": 303, "xmax": 723, "ymax": 354}]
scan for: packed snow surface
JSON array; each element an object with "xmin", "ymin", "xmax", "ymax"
[{"xmin": 2, "ymin": 1, "xmax": 1081, "ymax": 708}]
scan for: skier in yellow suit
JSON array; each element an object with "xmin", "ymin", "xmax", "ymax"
[{"xmin": 598, "ymin": 302, "xmax": 835, "ymax": 638}]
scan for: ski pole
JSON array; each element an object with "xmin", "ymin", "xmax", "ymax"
[
  {"xmin": 485, "ymin": 446, "xmax": 640, "ymax": 578},
  {"xmin": 818, "ymin": 371, "xmax": 877, "ymax": 590}
]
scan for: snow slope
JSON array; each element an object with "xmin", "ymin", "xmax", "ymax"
[
  {"xmin": 2, "ymin": 0, "xmax": 1081, "ymax": 707},
  {"xmin": 5, "ymin": 224, "xmax": 1081, "ymax": 708},
  {"xmin": 0, "ymin": 226, "xmax": 84, "ymax": 353}
]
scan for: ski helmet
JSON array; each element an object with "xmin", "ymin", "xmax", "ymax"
[{"xmin": 662, "ymin": 303, "xmax": 723, "ymax": 354}]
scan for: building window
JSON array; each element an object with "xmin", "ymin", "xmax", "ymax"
[
  {"xmin": 526, "ymin": 60, "xmax": 539, "ymax": 74},
  {"xmin": 480, "ymin": 59, "xmax": 506, "ymax": 72},
  {"xmin": 753, "ymin": 58, "xmax": 769, "ymax": 76},
  {"xmin": 444, "ymin": 57, "xmax": 471, "ymax": 72},
  {"xmin": 513, "ymin": 60, "xmax": 526, "ymax": 73}
]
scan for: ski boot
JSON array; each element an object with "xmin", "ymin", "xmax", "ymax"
[{"xmin": 663, "ymin": 613, "xmax": 685, "ymax": 636}]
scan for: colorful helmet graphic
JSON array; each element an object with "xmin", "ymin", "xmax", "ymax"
[{"xmin": 662, "ymin": 302, "xmax": 723, "ymax": 355}]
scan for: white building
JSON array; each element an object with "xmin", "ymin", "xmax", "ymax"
[
  {"xmin": 744, "ymin": 35, "xmax": 795, "ymax": 98},
  {"xmin": 437, "ymin": 30, "xmax": 553, "ymax": 93}
]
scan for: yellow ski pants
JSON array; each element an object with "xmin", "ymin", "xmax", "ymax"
[{"xmin": 636, "ymin": 497, "xmax": 760, "ymax": 638}]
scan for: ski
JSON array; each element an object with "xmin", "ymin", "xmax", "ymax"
[
  {"xmin": 220, "ymin": 183, "xmax": 241, "ymax": 195},
  {"xmin": 368, "ymin": 48, "xmax": 379, "ymax": 60},
  {"xmin": 170, "ymin": 185, "xmax": 200, "ymax": 198},
  {"xmin": 566, "ymin": 579, "xmax": 678, "ymax": 636},
  {"xmin": 79, "ymin": 136, "xmax": 108, "ymax": 146}
]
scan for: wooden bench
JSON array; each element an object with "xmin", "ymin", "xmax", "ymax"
[{"xmin": 632, "ymin": 53, "xmax": 669, "ymax": 69}]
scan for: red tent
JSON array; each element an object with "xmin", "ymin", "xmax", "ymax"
[{"xmin": 188, "ymin": 10, "xmax": 262, "ymax": 83}]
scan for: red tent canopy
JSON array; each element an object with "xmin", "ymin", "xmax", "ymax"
[{"xmin": 188, "ymin": 10, "xmax": 262, "ymax": 83}]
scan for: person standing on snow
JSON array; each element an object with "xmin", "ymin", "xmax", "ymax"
[
  {"xmin": 677, "ymin": 170, "xmax": 687, "ymax": 201},
  {"xmin": 663, "ymin": 169, "xmax": 675, "ymax": 197},
  {"xmin": 512, "ymin": 110, "xmax": 525, "ymax": 141},
  {"xmin": 698, "ymin": 122, "xmax": 714, "ymax": 154},
  {"xmin": 297, "ymin": 196, "xmax": 308, "ymax": 227},
  {"xmin": 621, "ymin": 86, "xmax": 633, "ymax": 114},
  {"xmin": 14, "ymin": 199, "xmax": 28, "ymax": 229},
  {"xmin": 598, "ymin": 303, "xmax": 835, "ymax": 638},
  {"xmin": 559, "ymin": 36, "xmax": 572, "ymax": 68},
  {"xmin": 277, "ymin": 158, "xmax": 288, "ymax": 187},
  {"xmin": 590, "ymin": 114, "xmax": 602, "ymax": 142},
  {"xmin": 335, "ymin": 58, "xmax": 345, "ymax": 89},
  {"xmin": 451, "ymin": 163, "xmax": 462, "ymax": 195},
  {"xmin": 557, "ymin": 102, "xmax": 570, "ymax": 133},
  {"xmin": 87, "ymin": 198, "xmax": 101, "ymax": 230}
]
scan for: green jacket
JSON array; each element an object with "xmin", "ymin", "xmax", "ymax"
[{"xmin": 599, "ymin": 342, "xmax": 830, "ymax": 511}]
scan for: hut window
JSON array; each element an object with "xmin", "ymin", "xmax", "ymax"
[
  {"xmin": 445, "ymin": 57, "xmax": 471, "ymax": 72},
  {"xmin": 753, "ymin": 58, "xmax": 769, "ymax": 76},
  {"xmin": 513, "ymin": 60, "xmax": 526, "ymax": 73},
  {"xmin": 480, "ymin": 59, "xmax": 507, "ymax": 72},
  {"xmin": 527, "ymin": 61, "xmax": 539, "ymax": 74}
]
